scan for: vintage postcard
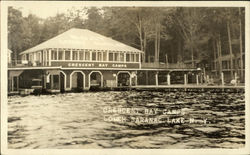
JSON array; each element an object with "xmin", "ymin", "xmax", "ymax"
[{"xmin": 1, "ymin": 1, "xmax": 249, "ymax": 155}]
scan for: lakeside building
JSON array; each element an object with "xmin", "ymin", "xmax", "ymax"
[
  {"xmin": 211, "ymin": 43, "xmax": 245, "ymax": 83},
  {"xmin": 8, "ymin": 28, "xmax": 201, "ymax": 94}
]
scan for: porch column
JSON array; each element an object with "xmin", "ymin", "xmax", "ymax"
[
  {"xmin": 48, "ymin": 49, "xmax": 51, "ymax": 66},
  {"xmin": 124, "ymin": 52, "xmax": 126, "ymax": 62},
  {"xmin": 134, "ymin": 71, "xmax": 138, "ymax": 86},
  {"xmin": 167, "ymin": 74, "xmax": 171, "ymax": 85},
  {"xmin": 155, "ymin": 72, "xmax": 158, "ymax": 86},
  {"xmin": 221, "ymin": 72, "xmax": 224, "ymax": 86},
  {"xmin": 184, "ymin": 74, "xmax": 187, "ymax": 85},
  {"xmin": 101, "ymin": 73, "xmax": 103, "ymax": 87},
  {"xmin": 42, "ymin": 50, "xmax": 45, "ymax": 66},
  {"xmin": 196, "ymin": 74, "xmax": 199, "ymax": 85},
  {"xmin": 40, "ymin": 51, "xmax": 42, "ymax": 63},
  {"xmin": 70, "ymin": 49, "xmax": 73, "ymax": 60}
]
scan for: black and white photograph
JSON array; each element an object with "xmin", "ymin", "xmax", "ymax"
[{"xmin": 1, "ymin": 1, "xmax": 249, "ymax": 155}]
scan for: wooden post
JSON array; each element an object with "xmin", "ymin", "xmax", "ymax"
[
  {"xmin": 196, "ymin": 74, "xmax": 199, "ymax": 85},
  {"xmin": 221, "ymin": 72, "xmax": 224, "ymax": 86},
  {"xmin": 227, "ymin": 21, "xmax": 234, "ymax": 79},
  {"xmin": 11, "ymin": 76, "xmax": 14, "ymax": 91},
  {"xmin": 155, "ymin": 72, "xmax": 158, "ymax": 86},
  {"xmin": 184, "ymin": 74, "xmax": 187, "ymax": 85},
  {"xmin": 167, "ymin": 74, "xmax": 171, "ymax": 85}
]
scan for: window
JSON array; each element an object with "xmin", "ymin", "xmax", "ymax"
[
  {"xmin": 126, "ymin": 53, "xmax": 130, "ymax": 62},
  {"xmin": 58, "ymin": 50, "xmax": 63, "ymax": 60},
  {"xmin": 51, "ymin": 50, "xmax": 57, "ymax": 60},
  {"xmin": 47, "ymin": 51, "xmax": 49, "ymax": 61},
  {"xmin": 136, "ymin": 54, "xmax": 139, "ymax": 62},
  {"xmin": 103, "ymin": 52, "xmax": 107, "ymax": 61},
  {"xmin": 120, "ymin": 53, "xmax": 124, "ymax": 62},
  {"xmin": 37, "ymin": 52, "xmax": 41, "ymax": 62},
  {"xmin": 79, "ymin": 51, "xmax": 84, "ymax": 60},
  {"xmin": 85, "ymin": 51, "xmax": 90, "ymax": 60},
  {"xmin": 114, "ymin": 53, "xmax": 119, "ymax": 61},
  {"xmin": 92, "ymin": 52, "xmax": 96, "ymax": 61},
  {"xmin": 65, "ymin": 50, "xmax": 70, "ymax": 60},
  {"xmin": 73, "ymin": 51, "xmax": 78, "ymax": 60},
  {"xmin": 109, "ymin": 52, "xmax": 113, "ymax": 61},
  {"xmin": 29, "ymin": 54, "xmax": 33, "ymax": 61},
  {"xmin": 97, "ymin": 52, "xmax": 102, "ymax": 61},
  {"xmin": 131, "ymin": 53, "xmax": 135, "ymax": 62},
  {"xmin": 22, "ymin": 55, "xmax": 26, "ymax": 61}
]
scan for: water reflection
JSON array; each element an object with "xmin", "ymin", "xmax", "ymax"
[{"xmin": 8, "ymin": 91, "xmax": 245, "ymax": 149}]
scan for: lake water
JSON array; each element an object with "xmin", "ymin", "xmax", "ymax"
[{"xmin": 8, "ymin": 91, "xmax": 245, "ymax": 149}]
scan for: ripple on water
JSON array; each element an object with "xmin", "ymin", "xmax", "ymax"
[{"xmin": 8, "ymin": 91, "xmax": 245, "ymax": 149}]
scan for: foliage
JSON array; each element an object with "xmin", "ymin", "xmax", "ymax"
[{"xmin": 8, "ymin": 6, "xmax": 244, "ymax": 68}]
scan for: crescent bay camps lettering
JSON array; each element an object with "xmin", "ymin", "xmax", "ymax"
[{"xmin": 68, "ymin": 63, "xmax": 127, "ymax": 68}]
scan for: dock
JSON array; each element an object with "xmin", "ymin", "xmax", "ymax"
[{"xmin": 127, "ymin": 85, "xmax": 245, "ymax": 93}]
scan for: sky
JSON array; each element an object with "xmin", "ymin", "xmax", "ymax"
[{"xmin": 11, "ymin": 3, "xmax": 85, "ymax": 19}]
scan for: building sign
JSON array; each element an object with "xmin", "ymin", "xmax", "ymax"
[{"xmin": 51, "ymin": 61, "xmax": 140, "ymax": 69}]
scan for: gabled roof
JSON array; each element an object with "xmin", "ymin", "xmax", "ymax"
[{"xmin": 20, "ymin": 28, "xmax": 143, "ymax": 55}]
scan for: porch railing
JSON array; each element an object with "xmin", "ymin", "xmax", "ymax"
[
  {"xmin": 8, "ymin": 60, "xmax": 43, "ymax": 68},
  {"xmin": 141, "ymin": 62, "xmax": 193, "ymax": 69}
]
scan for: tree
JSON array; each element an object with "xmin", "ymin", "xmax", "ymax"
[
  {"xmin": 8, "ymin": 7, "xmax": 25, "ymax": 62},
  {"xmin": 173, "ymin": 8, "xmax": 206, "ymax": 67}
]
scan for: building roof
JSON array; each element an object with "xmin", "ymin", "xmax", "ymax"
[{"xmin": 20, "ymin": 28, "xmax": 143, "ymax": 55}]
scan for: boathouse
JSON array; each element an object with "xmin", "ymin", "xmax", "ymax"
[{"xmin": 8, "ymin": 28, "xmax": 201, "ymax": 93}]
